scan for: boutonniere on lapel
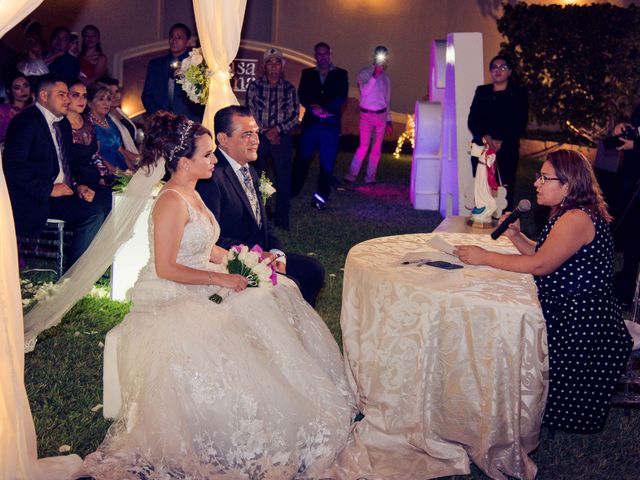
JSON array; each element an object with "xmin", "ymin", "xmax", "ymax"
[{"xmin": 258, "ymin": 172, "xmax": 276, "ymax": 206}]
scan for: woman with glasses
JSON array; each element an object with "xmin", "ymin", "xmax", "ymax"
[
  {"xmin": 66, "ymin": 80, "xmax": 115, "ymax": 216},
  {"xmin": 467, "ymin": 54, "xmax": 529, "ymax": 210},
  {"xmin": 454, "ymin": 149, "xmax": 632, "ymax": 434}
]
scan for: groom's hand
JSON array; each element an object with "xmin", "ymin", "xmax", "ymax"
[{"xmin": 274, "ymin": 260, "xmax": 286, "ymax": 274}]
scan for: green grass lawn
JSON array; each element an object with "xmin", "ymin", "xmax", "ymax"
[{"xmin": 23, "ymin": 142, "xmax": 640, "ymax": 479}]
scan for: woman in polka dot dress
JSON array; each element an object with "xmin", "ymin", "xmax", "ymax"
[{"xmin": 454, "ymin": 149, "xmax": 633, "ymax": 433}]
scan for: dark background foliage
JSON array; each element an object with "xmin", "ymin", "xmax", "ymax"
[{"xmin": 498, "ymin": 2, "xmax": 640, "ymax": 143}]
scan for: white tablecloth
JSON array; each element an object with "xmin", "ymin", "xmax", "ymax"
[{"xmin": 335, "ymin": 233, "xmax": 548, "ymax": 480}]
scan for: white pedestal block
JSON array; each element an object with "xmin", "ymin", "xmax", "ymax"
[
  {"xmin": 439, "ymin": 32, "xmax": 484, "ymax": 218},
  {"xmin": 110, "ymin": 193, "xmax": 154, "ymax": 301},
  {"xmin": 411, "ymin": 101, "xmax": 442, "ymax": 211}
]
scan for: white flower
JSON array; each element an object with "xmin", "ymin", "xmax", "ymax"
[
  {"xmin": 244, "ymin": 251, "xmax": 260, "ymax": 268},
  {"xmin": 179, "ymin": 57, "xmax": 192, "ymax": 71},
  {"xmin": 252, "ymin": 263, "xmax": 273, "ymax": 285},
  {"xmin": 58, "ymin": 444, "xmax": 72, "ymax": 453},
  {"xmin": 189, "ymin": 49, "xmax": 203, "ymax": 66},
  {"xmin": 259, "ymin": 172, "xmax": 276, "ymax": 206},
  {"xmin": 237, "ymin": 245, "xmax": 249, "ymax": 262}
]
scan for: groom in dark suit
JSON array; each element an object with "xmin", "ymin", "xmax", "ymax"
[
  {"xmin": 3, "ymin": 74, "xmax": 104, "ymax": 268},
  {"xmin": 196, "ymin": 106, "xmax": 325, "ymax": 306}
]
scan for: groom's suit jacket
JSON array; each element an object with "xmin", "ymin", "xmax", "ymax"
[
  {"xmin": 196, "ymin": 148, "xmax": 282, "ymax": 251},
  {"xmin": 196, "ymin": 148, "xmax": 325, "ymax": 307},
  {"xmin": 2, "ymin": 105, "xmax": 72, "ymax": 236}
]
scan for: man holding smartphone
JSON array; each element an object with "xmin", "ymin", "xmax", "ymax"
[{"xmin": 344, "ymin": 45, "xmax": 393, "ymax": 186}]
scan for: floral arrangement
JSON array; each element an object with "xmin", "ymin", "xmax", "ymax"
[
  {"xmin": 209, "ymin": 244, "xmax": 277, "ymax": 303},
  {"xmin": 112, "ymin": 171, "xmax": 133, "ymax": 193},
  {"xmin": 176, "ymin": 48, "xmax": 211, "ymax": 105},
  {"xmin": 258, "ymin": 172, "xmax": 276, "ymax": 206}
]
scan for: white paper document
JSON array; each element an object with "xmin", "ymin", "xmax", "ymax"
[{"xmin": 425, "ymin": 235, "xmax": 457, "ymax": 257}]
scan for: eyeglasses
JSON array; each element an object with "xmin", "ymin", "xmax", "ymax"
[
  {"xmin": 490, "ymin": 64, "xmax": 510, "ymax": 72},
  {"xmin": 535, "ymin": 172, "xmax": 563, "ymax": 184}
]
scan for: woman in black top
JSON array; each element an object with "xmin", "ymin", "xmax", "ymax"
[
  {"xmin": 468, "ymin": 54, "xmax": 529, "ymax": 210},
  {"xmin": 66, "ymin": 79, "xmax": 115, "ymax": 216}
]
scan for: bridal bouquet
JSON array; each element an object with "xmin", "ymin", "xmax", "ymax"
[
  {"xmin": 209, "ymin": 245, "xmax": 277, "ymax": 303},
  {"xmin": 176, "ymin": 48, "xmax": 210, "ymax": 105}
]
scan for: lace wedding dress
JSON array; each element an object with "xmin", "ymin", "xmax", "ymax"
[{"xmin": 84, "ymin": 189, "xmax": 355, "ymax": 479}]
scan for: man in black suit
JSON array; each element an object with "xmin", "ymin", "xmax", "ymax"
[
  {"xmin": 141, "ymin": 23, "xmax": 204, "ymax": 122},
  {"xmin": 3, "ymin": 75, "xmax": 104, "ymax": 268},
  {"xmin": 292, "ymin": 42, "xmax": 349, "ymax": 209},
  {"xmin": 196, "ymin": 106, "xmax": 325, "ymax": 306}
]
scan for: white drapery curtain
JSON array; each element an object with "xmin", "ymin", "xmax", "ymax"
[
  {"xmin": 193, "ymin": 0, "xmax": 246, "ymax": 132},
  {"xmin": 1, "ymin": 4, "xmax": 82, "ymax": 478}
]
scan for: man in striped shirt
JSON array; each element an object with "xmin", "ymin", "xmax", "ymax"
[{"xmin": 245, "ymin": 48, "xmax": 299, "ymax": 230}]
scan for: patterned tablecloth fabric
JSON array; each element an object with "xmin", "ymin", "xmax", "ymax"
[{"xmin": 335, "ymin": 233, "xmax": 548, "ymax": 480}]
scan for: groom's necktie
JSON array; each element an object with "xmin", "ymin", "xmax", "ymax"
[
  {"xmin": 239, "ymin": 166, "xmax": 262, "ymax": 227},
  {"xmin": 53, "ymin": 121, "xmax": 72, "ymax": 185}
]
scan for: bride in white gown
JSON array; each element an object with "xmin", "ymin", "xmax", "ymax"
[{"xmin": 84, "ymin": 112, "xmax": 355, "ymax": 479}]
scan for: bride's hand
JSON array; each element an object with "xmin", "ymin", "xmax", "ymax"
[{"xmin": 220, "ymin": 274, "xmax": 249, "ymax": 292}]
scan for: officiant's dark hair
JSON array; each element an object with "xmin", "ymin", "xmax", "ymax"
[
  {"xmin": 141, "ymin": 111, "xmax": 211, "ymax": 173},
  {"xmin": 214, "ymin": 105, "xmax": 253, "ymax": 144}
]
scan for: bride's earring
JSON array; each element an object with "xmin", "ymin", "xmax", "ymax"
[{"xmin": 184, "ymin": 164, "xmax": 190, "ymax": 172}]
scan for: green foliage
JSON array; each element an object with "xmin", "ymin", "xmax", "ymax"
[{"xmin": 498, "ymin": 3, "xmax": 640, "ymax": 142}]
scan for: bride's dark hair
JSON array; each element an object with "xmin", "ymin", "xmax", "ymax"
[{"xmin": 140, "ymin": 111, "xmax": 211, "ymax": 173}]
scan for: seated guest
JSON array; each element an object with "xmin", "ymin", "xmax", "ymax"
[
  {"xmin": 454, "ymin": 149, "xmax": 633, "ymax": 434},
  {"xmin": 68, "ymin": 31, "xmax": 81, "ymax": 57},
  {"xmin": 45, "ymin": 27, "xmax": 80, "ymax": 83},
  {"xmin": 66, "ymin": 80, "xmax": 114, "ymax": 216},
  {"xmin": 79, "ymin": 25, "xmax": 108, "ymax": 85},
  {"xmin": 16, "ymin": 36, "xmax": 49, "ymax": 77},
  {"xmin": 87, "ymin": 83, "xmax": 138, "ymax": 172},
  {"xmin": 0, "ymin": 72, "xmax": 32, "ymax": 144},
  {"xmin": 98, "ymin": 76, "xmax": 138, "ymax": 152},
  {"xmin": 196, "ymin": 105, "xmax": 325, "ymax": 306},
  {"xmin": 2, "ymin": 74, "xmax": 104, "ymax": 268}
]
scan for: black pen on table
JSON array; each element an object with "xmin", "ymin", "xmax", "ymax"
[{"xmin": 401, "ymin": 258, "xmax": 429, "ymax": 265}]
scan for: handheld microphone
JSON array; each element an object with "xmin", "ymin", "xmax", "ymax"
[{"xmin": 490, "ymin": 199, "xmax": 531, "ymax": 240}]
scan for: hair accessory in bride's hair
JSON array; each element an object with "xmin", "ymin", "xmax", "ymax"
[{"xmin": 167, "ymin": 119, "xmax": 195, "ymax": 166}]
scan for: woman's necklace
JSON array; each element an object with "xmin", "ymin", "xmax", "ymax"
[{"xmin": 91, "ymin": 112, "xmax": 109, "ymax": 128}]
